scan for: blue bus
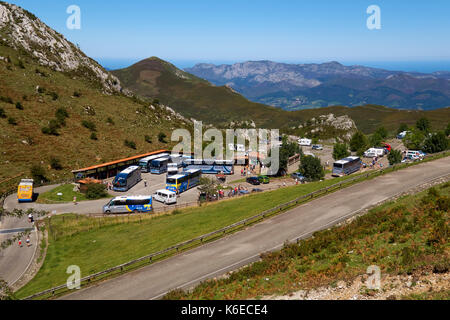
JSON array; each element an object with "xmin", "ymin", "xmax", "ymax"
[
  {"xmin": 138, "ymin": 153, "xmax": 170, "ymax": 173},
  {"xmin": 113, "ymin": 166, "xmax": 142, "ymax": 192},
  {"xmin": 166, "ymin": 169, "xmax": 202, "ymax": 194},
  {"xmin": 332, "ymin": 156, "xmax": 361, "ymax": 177},
  {"xmin": 182, "ymin": 159, "xmax": 234, "ymax": 175},
  {"xmin": 150, "ymin": 157, "xmax": 170, "ymax": 174},
  {"xmin": 103, "ymin": 195, "xmax": 152, "ymax": 214}
]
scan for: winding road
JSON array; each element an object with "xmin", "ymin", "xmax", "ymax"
[{"xmin": 58, "ymin": 157, "xmax": 449, "ymax": 300}]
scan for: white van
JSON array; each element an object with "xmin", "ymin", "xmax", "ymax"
[
  {"xmin": 154, "ymin": 189, "xmax": 177, "ymax": 205},
  {"xmin": 406, "ymin": 150, "xmax": 423, "ymax": 160},
  {"xmin": 298, "ymin": 138, "xmax": 312, "ymax": 146},
  {"xmin": 364, "ymin": 148, "xmax": 385, "ymax": 158}
]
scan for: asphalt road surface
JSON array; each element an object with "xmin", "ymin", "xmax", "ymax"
[{"xmin": 60, "ymin": 157, "xmax": 449, "ymax": 300}]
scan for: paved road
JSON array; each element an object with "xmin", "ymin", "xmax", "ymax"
[
  {"xmin": 60, "ymin": 157, "xmax": 449, "ymax": 300},
  {"xmin": 0, "ymin": 215, "xmax": 37, "ymax": 286},
  {"xmin": 3, "ymin": 173, "xmax": 200, "ymax": 215}
]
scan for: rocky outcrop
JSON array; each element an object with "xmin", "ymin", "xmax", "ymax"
[{"xmin": 0, "ymin": 2, "xmax": 121, "ymax": 94}]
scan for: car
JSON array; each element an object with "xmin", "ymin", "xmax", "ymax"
[
  {"xmin": 257, "ymin": 175, "xmax": 270, "ymax": 184},
  {"xmin": 251, "ymin": 188, "xmax": 263, "ymax": 193},
  {"xmin": 246, "ymin": 177, "xmax": 261, "ymax": 185},
  {"xmin": 239, "ymin": 190, "xmax": 250, "ymax": 195},
  {"xmin": 291, "ymin": 172, "xmax": 306, "ymax": 181},
  {"xmin": 312, "ymin": 144, "xmax": 323, "ymax": 150}
]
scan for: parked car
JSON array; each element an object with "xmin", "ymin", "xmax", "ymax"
[
  {"xmin": 246, "ymin": 177, "xmax": 261, "ymax": 185},
  {"xmin": 239, "ymin": 190, "xmax": 250, "ymax": 195},
  {"xmin": 257, "ymin": 175, "xmax": 270, "ymax": 184},
  {"xmin": 251, "ymin": 188, "xmax": 263, "ymax": 193},
  {"xmin": 291, "ymin": 172, "xmax": 306, "ymax": 181},
  {"xmin": 312, "ymin": 144, "xmax": 323, "ymax": 150}
]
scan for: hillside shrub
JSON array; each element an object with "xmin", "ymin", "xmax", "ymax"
[
  {"xmin": 416, "ymin": 117, "xmax": 431, "ymax": 132},
  {"xmin": 107, "ymin": 117, "xmax": 114, "ymax": 125},
  {"xmin": 15, "ymin": 102, "xmax": 23, "ymax": 110},
  {"xmin": 55, "ymin": 108, "xmax": 69, "ymax": 126},
  {"xmin": 350, "ymin": 131, "xmax": 368, "ymax": 152},
  {"xmin": 81, "ymin": 120, "xmax": 96, "ymax": 132},
  {"xmin": 299, "ymin": 155, "xmax": 325, "ymax": 181},
  {"xmin": 7, "ymin": 117, "xmax": 17, "ymax": 125},
  {"xmin": 145, "ymin": 135, "xmax": 152, "ymax": 144},
  {"xmin": 90, "ymin": 132, "xmax": 98, "ymax": 140},
  {"xmin": 85, "ymin": 183, "xmax": 108, "ymax": 200},
  {"xmin": 158, "ymin": 132, "xmax": 167, "ymax": 143},
  {"xmin": 423, "ymin": 131, "xmax": 448, "ymax": 154},
  {"xmin": 332, "ymin": 143, "xmax": 350, "ymax": 160},
  {"xmin": 0, "ymin": 108, "xmax": 6, "ymax": 118},
  {"xmin": 387, "ymin": 149, "xmax": 402, "ymax": 165},
  {"xmin": 50, "ymin": 157, "xmax": 63, "ymax": 170},
  {"xmin": 124, "ymin": 139, "xmax": 136, "ymax": 149},
  {"xmin": 30, "ymin": 164, "xmax": 47, "ymax": 182},
  {"xmin": 0, "ymin": 96, "xmax": 13, "ymax": 104}
]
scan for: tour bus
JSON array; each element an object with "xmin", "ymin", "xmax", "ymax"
[
  {"xmin": 332, "ymin": 156, "xmax": 361, "ymax": 177},
  {"xmin": 138, "ymin": 153, "xmax": 170, "ymax": 172},
  {"xmin": 103, "ymin": 195, "xmax": 152, "ymax": 214},
  {"xmin": 167, "ymin": 163, "xmax": 179, "ymax": 175},
  {"xmin": 182, "ymin": 159, "xmax": 234, "ymax": 175},
  {"xmin": 150, "ymin": 157, "xmax": 170, "ymax": 174},
  {"xmin": 17, "ymin": 179, "xmax": 34, "ymax": 203},
  {"xmin": 169, "ymin": 154, "xmax": 185, "ymax": 167},
  {"xmin": 113, "ymin": 166, "xmax": 142, "ymax": 192},
  {"xmin": 166, "ymin": 169, "xmax": 202, "ymax": 194},
  {"xmin": 154, "ymin": 189, "xmax": 177, "ymax": 205}
]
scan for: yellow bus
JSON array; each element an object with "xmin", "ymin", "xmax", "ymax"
[{"xmin": 17, "ymin": 179, "xmax": 34, "ymax": 203}]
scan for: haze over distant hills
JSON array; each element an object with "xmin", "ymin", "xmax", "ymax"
[{"xmin": 186, "ymin": 61, "xmax": 450, "ymax": 111}]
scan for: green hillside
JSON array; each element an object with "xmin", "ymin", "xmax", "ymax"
[
  {"xmin": 113, "ymin": 58, "xmax": 450, "ymax": 133},
  {"xmin": 0, "ymin": 45, "xmax": 190, "ymax": 193}
]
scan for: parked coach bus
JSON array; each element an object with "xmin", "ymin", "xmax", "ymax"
[
  {"xmin": 332, "ymin": 156, "xmax": 361, "ymax": 177},
  {"xmin": 17, "ymin": 179, "xmax": 34, "ymax": 203},
  {"xmin": 113, "ymin": 166, "xmax": 142, "ymax": 192},
  {"xmin": 103, "ymin": 195, "xmax": 152, "ymax": 214},
  {"xmin": 182, "ymin": 159, "xmax": 234, "ymax": 175},
  {"xmin": 138, "ymin": 153, "xmax": 170, "ymax": 173},
  {"xmin": 150, "ymin": 157, "xmax": 170, "ymax": 174},
  {"xmin": 166, "ymin": 169, "xmax": 202, "ymax": 194}
]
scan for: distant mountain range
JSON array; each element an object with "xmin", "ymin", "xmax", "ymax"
[
  {"xmin": 186, "ymin": 61, "xmax": 450, "ymax": 111},
  {"xmin": 112, "ymin": 57, "xmax": 450, "ymax": 135}
]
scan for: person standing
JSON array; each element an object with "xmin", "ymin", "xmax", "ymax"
[
  {"xmin": 144, "ymin": 180, "xmax": 148, "ymax": 188},
  {"xmin": 26, "ymin": 236, "xmax": 31, "ymax": 247},
  {"xmin": 18, "ymin": 239, "xmax": 22, "ymax": 247},
  {"xmin": 73, "ymin": 196, "xmax": 77, "ymax": 205}
]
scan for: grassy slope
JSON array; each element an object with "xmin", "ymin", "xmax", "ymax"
[
  {"xmin": 36, "ymin": 184, "xmax": 112, "ymax": 204},
  {"xmin": 168, "ymin": 182, "xmax": 449, "ymax": 300},
  {"xmin": 113, "ymin": 57, "xmax": 450, "ymax": 132},
  {"xmin": 0, "ymin": 46, "xmax": 189, "ymax": 193},
  {"xmin": 16, "ymin": 174, "xmax": 362, "ymax": 298}
]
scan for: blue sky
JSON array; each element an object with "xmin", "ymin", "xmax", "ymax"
[{"xmin": 9, "ymin": 0, "xmax": 450, "ymax": 71}]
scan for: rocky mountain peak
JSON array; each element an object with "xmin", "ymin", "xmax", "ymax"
[{"xmin": 0, "ymin": 2, "xmax": 121, "ymax": 94}]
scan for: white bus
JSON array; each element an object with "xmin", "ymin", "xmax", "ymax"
[
  {"xmin": 138, "ymin": 153, "xmax": 170, "ymax": 172},
  {"xmin": 332, "ymin": 156, "xmax": 361, "ymax": 177}
]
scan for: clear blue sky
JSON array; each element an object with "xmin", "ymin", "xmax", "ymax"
[{"xmin": 10, "ymin": 0, "xmax": 450, "ymax": 71}]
